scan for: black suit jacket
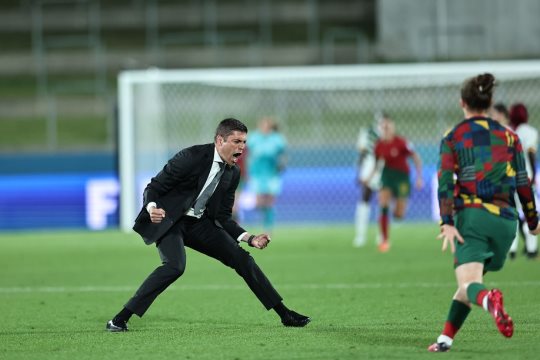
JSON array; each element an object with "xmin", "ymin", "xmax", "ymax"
[{"xmin": 132, "ymin": 143, "xmax": 246, "ymax": 245}]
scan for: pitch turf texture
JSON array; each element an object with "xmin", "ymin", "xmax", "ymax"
[{"xmin": 1, "ymin": 224, "xmax": 538, "ymax": 360}]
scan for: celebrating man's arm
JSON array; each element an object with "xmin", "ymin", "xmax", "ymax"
[{"xmin": 240, "ymin": 233, "xmax": 271, "ymax": 249}]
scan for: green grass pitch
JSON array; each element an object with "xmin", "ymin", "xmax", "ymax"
[{"xmin": 1, "ymin": 224, "xmax": 539, "ymax": 359}]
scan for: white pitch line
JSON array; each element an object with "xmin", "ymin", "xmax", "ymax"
[{"xmin": 1, "ymin": 281, "xmax": 540, "ymax": 294}]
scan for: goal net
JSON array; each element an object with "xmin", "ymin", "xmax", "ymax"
[{"xmin": 118, "ymin": 61, "xmax": 540, "ymax": 232}]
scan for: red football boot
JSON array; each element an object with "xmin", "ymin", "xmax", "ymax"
[{"xmin": 487, "ymin": 289, "xmax": 514, "ymax": 338}]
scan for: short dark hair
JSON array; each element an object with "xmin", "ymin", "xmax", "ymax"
[
  {"xmin": 461, "ymin": 73, "xmax": 496, "ymax": 111},
  {"xmin": 493, "ymin": 102, "xmax": 509, "ymax": 118},
  {"xmin": 380, "ymin": 111, "xmax": 391, "ymax": 120},
  {"xmin": 215, "ymin": 118, "xmax": 248, "ymax": 141}
]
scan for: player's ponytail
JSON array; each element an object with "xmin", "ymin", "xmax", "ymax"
[{"xmin": 461, "ymin": 73, "xmax": 496, "ymax": 111}]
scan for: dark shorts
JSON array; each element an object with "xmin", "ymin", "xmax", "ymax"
[
  {"xmin": 454, "ymin": 208, "xmax": 517, "ymax": 272},
  {"xmin": 381, "ymin": 168, "xmax": 410, "ymax": 198}
]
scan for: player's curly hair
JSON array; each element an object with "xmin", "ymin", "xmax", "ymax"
[{"xmin": 461, "ymin": 73, "xmax": 496, "ymax": 111}]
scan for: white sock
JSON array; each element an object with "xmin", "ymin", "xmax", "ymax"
[
  {"xmin": 353, "ymin": 202, "xmax": 370, "ymax": 246},
  {"xmin": 482, "ymin": 293, "xmax": 489, "ymax": 311},
  {"xmin": 509, "ymin": 235, "xmax": 519, "ymax": 253},
  {"xmin": 436, "ymin": 334, "xmax": 453, "ymax": 346},
  {"xmin": 524, "ymin": 223, "xmax": 538, "ymax": 253}
]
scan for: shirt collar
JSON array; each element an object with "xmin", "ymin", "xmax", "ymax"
[
  {"xmin": 464, "ymin": 115, "xmax": 490, "ymax": 122},
  {"xmin": 213, "ymin": 147, "xmax": 224, "ymax": 164}
]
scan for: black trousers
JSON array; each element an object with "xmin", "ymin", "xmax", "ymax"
[{"xmin": 124, "ymin": 216, "xmax": 283, "ymax": 317}]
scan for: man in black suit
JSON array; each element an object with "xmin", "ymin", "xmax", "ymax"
[{"xmin": 106, "ymin": 118, "xmax": 310, "ymax": 331}]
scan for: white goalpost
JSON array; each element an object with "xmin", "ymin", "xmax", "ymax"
[{"xmin": 118, "ymin": 60, "xmax": 540, "ymax": 232}]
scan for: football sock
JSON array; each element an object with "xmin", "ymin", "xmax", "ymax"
[
  {"xmin": 467, "ymin": 282, "xmax": 489, "ymax": 310},
  {"xmin": 354, "ymin": 202, "xmax": 370, "ymax": 246},
  {"xmin": 524, "ymin": 222, "xmax": 538, "ymax": 253},
  {"xmin": 262, "ymin": 206, "xmax": 275, "ymax": 232},
  {"xmin": 114, "ymin": 307, "xmax": 133, "ymax": 323},
  {"xmin": 509, "ymin": 236, "xmax": 519, "ymax": 253},
  {"xmin": 273, "ymin": 302, "xmax": 290, "ymax": 318},
  {"xmin": 379, "ymin": 207, "xmax": 389, "ymax": 243},
  {"xmin": 439, "ymin": 300, "xmax": 471, "ymax": 344},
  {"xmin": 518, "ymin": 218, "xmax": 526, "ymax": 243}
]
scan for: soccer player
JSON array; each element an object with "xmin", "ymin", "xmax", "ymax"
[
  {"xmin": 508, "ymin": 103, "xmax": 539, "ymax": 259},
  {"xmin": 353, "ymin": 114, "xmax": 382, "ymax": 247},
  {"xmin": 247, "ymin": 117, "xmax": 287, "ymax": 235},
  {"xmin": 365, "ymin": 115, "xmax": 422, "ymax": 252},
  {"xmin": 490, "ymin": 102, "xmax": 511, "ymax": 128},
  {"xmin": 430, "ymin": 73, "xmax": 540, "ymax": 352},
  {"xmin": 232, "ymin": 147, "xmax": 248, "ymax": 222}
]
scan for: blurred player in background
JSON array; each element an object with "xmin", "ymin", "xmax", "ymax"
[
  {"xmin": 508, "ymin": 103, "xmax": 538, "ymax": 259},
  {"xmin": 490, "ymin": 102, "xmax": 511, "ymax": 128},
  {"xmin": 247, "ymin": 117, "xmax": 287, "ymax": 235},
  {"xmin": 353, "ymin": 113, "xmax": 382, "ymax": 247},
  {"xmin": 430, "ymin": 73, "xmax": 540, "ymax": 352},
  {"xmin": 365, "ymin": 115, "xmax": 423, "ymax": 252},
  {"xmin": 491, "ymin": 102, "xmax": 537, "ymax": 258},
  {"xmin": 232, "ymin": 147, "xmax": 248, "ymax": 222}
]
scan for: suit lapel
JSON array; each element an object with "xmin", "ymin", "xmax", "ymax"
[{"xmin": 196, "ymin": 144, "xmax": 215, "ymax": 194}]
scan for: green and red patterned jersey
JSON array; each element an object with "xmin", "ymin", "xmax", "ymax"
[
  {"xmin": 374, "ymin": 136, "xmax": 413, "ymax": 174},
  {"xmin": 438, "ymin": 116, "xmax": 539, "ymax": 229}
]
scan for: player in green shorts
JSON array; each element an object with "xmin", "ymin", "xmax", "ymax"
[
  {"xmin": 453, "ymin": 208, "xmax": 516, "ymax": 270},
  {"xmin": 380, "ymin": 168, "xmax": 410, "ymax": 199},
  {"xmin": 429, "ymin": 73, "xmax": 540, "ymax": 352},
  {"xmin": 366, "ymin": 116, "xmax": 422, "ymax": 252}
]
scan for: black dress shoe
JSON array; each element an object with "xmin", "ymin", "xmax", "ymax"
[
  {"xmin": 281, "ymin": 310, "xmax": 311, "ymax": 327},
  {"xmin": 106, "ymin": 319, "xmax": 128, "ymax": 332}
]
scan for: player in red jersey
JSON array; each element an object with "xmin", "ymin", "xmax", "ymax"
[{"xmin": 365, "ymin": 115, "xmax": 422, "ymax": 252}]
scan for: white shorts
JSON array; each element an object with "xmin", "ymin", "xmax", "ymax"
[{"xmin": 359, "ymin": 154, "xmax": 381, "ymax": 190}]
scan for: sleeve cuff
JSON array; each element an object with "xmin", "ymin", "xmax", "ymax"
[
  {"xmin": 439, "ymin": 216, "xmax": 454, "ymax": 227},
  {"xmin": 237, "ymin": 232, "xmax": 248, "ymax": 243},
  {"xmin": 146, "ymin": 202, "xmax": 157, "ymax": 214},
  {"xmin": 527, "ymin": 216, "xmax": 539, "ymax": 231}
]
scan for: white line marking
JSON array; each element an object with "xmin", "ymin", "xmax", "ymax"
[{"xmin": 1, "ymin": 281, "xmax": 539, "ymax": 294}]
